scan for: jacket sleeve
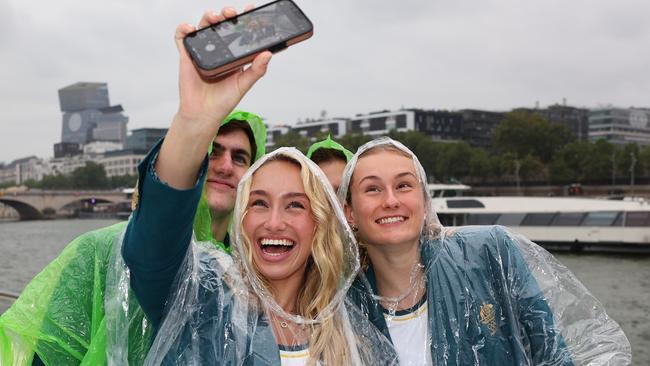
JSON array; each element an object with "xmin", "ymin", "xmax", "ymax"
[
  {"xmin": 496, "ymin": 227, "xmax": 575, "ymax": 365},
  {"xmin": 121, "ymin": 138, "xmax": 208, "ymax": 331},
  {"xmin": 497, "ymin": 224, "xmax": 631, "ymax": 365}
]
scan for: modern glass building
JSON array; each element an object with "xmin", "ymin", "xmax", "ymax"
[
  {"xmin": 589, "ymin": 108, "xmax": 650, "ymax": 146},
  {"xmin": 58, "ymin": 82, "xmax": 129, "ymax": 145}
]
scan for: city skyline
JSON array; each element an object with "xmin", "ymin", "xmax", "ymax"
[{"xmin": 2, "ymin": 0, "xmax": 649, "ymax": 162}]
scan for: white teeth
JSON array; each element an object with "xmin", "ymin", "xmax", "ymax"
[
  {"xmin": 377, "ymin": 216, "xmax": 405, "ymax": 224},
  {"xmin": 260, "ymin": 238, "xmax": 294, "ymax": 246}
]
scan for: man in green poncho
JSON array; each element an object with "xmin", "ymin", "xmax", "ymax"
[
  {"xmin": 306, "ymin": 135, "xmax": 354, "ymax": 192},
  {"xmin": 0, "ymin": 110, "xmax": 267, "ymax": 366}
]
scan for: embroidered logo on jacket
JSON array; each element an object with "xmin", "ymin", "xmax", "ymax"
[{"xmin": 479, "ymin": 303, "xmax": 497, "ymax": 335}]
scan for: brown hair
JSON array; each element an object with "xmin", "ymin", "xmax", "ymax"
[
  {"xmin": 310, "ymin": 148, "xmax": 347, "ymax": 166},
  {"xmin": 219, "ymin": 120, "xmax": 257, "ymax": 162}
]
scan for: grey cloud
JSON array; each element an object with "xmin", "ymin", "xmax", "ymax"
[{"xmin": 2, "ymin": 0, "xmax": 650, "ymax": 162}]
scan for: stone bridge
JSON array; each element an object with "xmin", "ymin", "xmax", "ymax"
[{"xmin": 0, "ymin": 190, "xmax": 129, "ymax": 220}]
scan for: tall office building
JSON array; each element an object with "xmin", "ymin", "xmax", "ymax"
[
  {"xmin": 58, "ymin": 82, "xmax": 129, "ymax": 145},
  {"xmin": 459, "ymin": 109, "xmax": 506, "ymax": 149},
  {"xmin": 589, "ymin": 107, "xmax": 650, "ymax": 146}
]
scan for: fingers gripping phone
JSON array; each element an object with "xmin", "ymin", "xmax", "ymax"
[{"xmin": 184, "ymin": 0, "xmax": 313, "ymax": 80}]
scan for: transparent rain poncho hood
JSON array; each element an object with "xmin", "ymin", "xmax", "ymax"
[
  {"xmin": 338, "ymin": 137, "xmax": 631, "ymax": 366},
  {"xmin": 143, "ymin": 147, "xmax": 398, "ymax": 365}
]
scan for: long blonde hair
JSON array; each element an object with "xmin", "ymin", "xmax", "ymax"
[{"xmin": 237, "ymin": 153, "xmax": 352, "ymax": 365}]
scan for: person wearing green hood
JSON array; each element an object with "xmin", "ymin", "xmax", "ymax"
[
  {"xmin": 0, "ymin": 109, "xmax": 267, "ymax": 366},
  {"xmin": 306, "ymin": 135, "xmax": 353, "ymax": 192}
]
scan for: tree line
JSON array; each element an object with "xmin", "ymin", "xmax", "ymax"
[{"xmin": 274, "ymin": 111, "xmax": 650, "ymax": 186}]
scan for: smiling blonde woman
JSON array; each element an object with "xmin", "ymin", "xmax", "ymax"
[{"xmin": 132, "ymin": 148, "xmax": 397, "ymax": 366}]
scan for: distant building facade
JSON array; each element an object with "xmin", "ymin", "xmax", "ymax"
[
  {"xmin": 0, "ymin": 156, "xmax": 51, "ymax": 185},
  {"xmin": 83, "ymin": 141, "xmax": 124, "ymax": 155},
  {"xmin": 99, "ymin": 149, "xmax": 146, "ymax": 177},
  {"xmin": 459, "ymin": 109, "xmax": 506, "ymax": 149},
  {"xmin": 53, "ymin": 142, "xmax": 82, "ymax": 158},
  {"xmin": 589, "ymin": 107, "xmax": 650, "ymax": 146},
  {"xmin": 348, "ymin": 110, "xmax": 415, "ymax": 136},
  {"xmin": 126, "ymin": 128, "xmax": 168, "ymax": 152},
  {"xmin": 413, "ymin": 109, "xmax": 463, "ymax": 142},
  {"xmin": 266, "ymin": 125, "xmax": 291, "ymax": 149},
  {"xmin": 59, "ymin": 82, "xmax": 129, "ymax": 145},
  {"xmin": 291, "ymin": 118, "xmax": 348, "ymax": 139},
  {"xmin": 537, "ymin": 104, "xmax": 589, "ymax": 141}
]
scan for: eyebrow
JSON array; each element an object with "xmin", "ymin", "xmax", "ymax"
[
  {"xmin": 358, "ymin": 171, "xmax": 417, "ymax": 185},
  {"xmin": 249, "ymin": 190, "xmax": 308, "ymax": 200}
]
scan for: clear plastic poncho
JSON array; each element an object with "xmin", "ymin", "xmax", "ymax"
[
  {"xmin": 338, "ymin": 137, "xmax": 632, "ymax": 366},
  {"xmin": 143, "ymin": 147, "xmax": 398, "ymax": 365}
]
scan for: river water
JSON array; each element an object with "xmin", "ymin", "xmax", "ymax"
[{"xmin": 1, "ymin": 219, "xmax": 649, "ymax": 364}]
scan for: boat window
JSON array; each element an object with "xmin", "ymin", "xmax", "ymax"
[
  {"xmin": 521, "ymin": 213, "xmax": 556, "ymax": 226},
  {"xmin": 551, "ymin": 212, "xmax": 586, "ymax": 226},
  {"xmin": 581, "ymin": 212, "xmax": 621, "ymax": 226},
  {"xmin": 446, "ymin": 199, "xmax": 485, "ymax": 208},
  {"xmin": 467, "ymin": 214, "xmax": 499, "ymax": 225},
  {"xmin": 624, "ymin": 212, "xmax": 650, "ymax": 227},
  {"xmin": 495, "ymin": 213, "xmax": 526, "ymax": 226},
  {"xmin": 438, "ymin": 213, "xmax": 467, "ymax": 226}
]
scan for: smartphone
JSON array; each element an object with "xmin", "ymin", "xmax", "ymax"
[{"xmin": 183, "ymin": 0, "xmax": 313, "ymax": 80}]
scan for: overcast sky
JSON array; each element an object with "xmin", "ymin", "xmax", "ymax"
[{"xmin": 1, "ymin": 0, "xmax": 649, "ymax": 163}]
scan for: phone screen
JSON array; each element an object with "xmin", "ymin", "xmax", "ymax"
[{"xmin": 185, "ymin": 0, "xmax": 312, "ymax": 70}]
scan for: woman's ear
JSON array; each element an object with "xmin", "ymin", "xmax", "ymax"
[{"xmin": 344, "ymin": 202, "xmax": 356, "ymax": 228}]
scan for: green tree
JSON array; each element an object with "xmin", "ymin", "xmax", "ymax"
[
  {"xmin": 549, "ymin": 141, "xmax": 592, "ymax": 182},
  {"xmin": 438, "ymin": 142, "xmax": 473, "ymax": 182},
  {"xmin": 492, "ymin": 111, "xmax": 575, "ymax": 164},
  {"xmin": 519, "ymin": 154, "xmax": 546, "ymax": 182},
  {"xmin": 468, "ymin": 148, "xmax": 492, "ymax": 184},
  {"xmin": 639, "ymin": 145, "xmax": 650, "ymax": 178},
  {"xmin": 338, "ymin": 133, "xmax": 373, "ymax": 154},
  {"xmin": 109, "ymin": 174, "xmax": 138, "ymax": 189},
  {"xmin": 71, "ymin": 162, "xmax": 108, "ymax": 189},
  {"xmin": 38, "ymin": 174, "xmax": 72, "ymax": 189},
  {"xmin": 585, "ymin": 139, "xmax": 617, "ymax": 182},
  {"xmin": 272, "ymin": 130, "xmax": 310, "ymax": 153},
  {"xmin": 618, "ymin": 143, "xmax": 640, "ymax": 184}
]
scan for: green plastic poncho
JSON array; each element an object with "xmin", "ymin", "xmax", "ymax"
[
  {"xmin": 0, "ymin": 110, "xmax": 267, "ymax": 366},
  {"xmin": 306, "ymin": 135, "xmax": 353, "ymax": 162}
]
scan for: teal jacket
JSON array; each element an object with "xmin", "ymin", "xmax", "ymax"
[{"xmin": 349, "ymin": 225, "xmax": 575, "ymax": 365}]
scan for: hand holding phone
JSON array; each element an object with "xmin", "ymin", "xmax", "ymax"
[
  {"xmin": 160, "ymin": 7, "xmax": 272, "ymax": 190},
  {"xmin": 183, "ymin": 0, "xmax": 313, "ymax": 80}
]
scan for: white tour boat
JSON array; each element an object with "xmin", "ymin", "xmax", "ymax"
[{"xmin": 428, "ymin": 184, "xmax": 650, "ymax": 252}]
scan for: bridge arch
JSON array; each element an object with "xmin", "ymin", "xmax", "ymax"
[{"xmin": 0, "ymin": 199, "xmax": 42, "ymax": 220}]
